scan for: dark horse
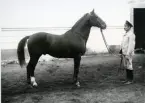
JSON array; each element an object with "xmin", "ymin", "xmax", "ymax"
[{"xmin": 17, "ymin": 9, "xmax": 106, "ymax": 87}]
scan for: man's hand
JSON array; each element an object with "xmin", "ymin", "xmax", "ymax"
[
  {"xmin": 125, "ymin": 55, "xmax": 130, "ymax": 59},
  {"xmin": 119, "ymin": 49, "xmax": 122, "ymax": 54}
]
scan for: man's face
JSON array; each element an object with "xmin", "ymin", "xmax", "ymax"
[{"xmin": 124, "ymin": 23, "xmax": 131, "ymax": 32}]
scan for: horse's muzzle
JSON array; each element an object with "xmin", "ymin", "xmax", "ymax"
[{"xmin": 102, "ymin": 24, "xmax": 107, "ymax": 29}]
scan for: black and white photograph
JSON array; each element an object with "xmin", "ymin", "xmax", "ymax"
[{"xmin": 1, "ymin": 0, "xmax": 145, "ymax": 103}]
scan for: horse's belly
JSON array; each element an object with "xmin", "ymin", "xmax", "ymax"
[
  {"xmin": 47, "ymin": 45, "xmax": 85, "ymax": 58},
  {"xmin": 47, "ymin": 48, "xmax": 75, "ymax": 58}
]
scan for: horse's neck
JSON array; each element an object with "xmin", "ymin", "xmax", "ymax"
[
  {"xmin": 71, "ymin": 15, "xmax": 91, "ymax": 42},
  {"xmin": 73, "ymin": 24, "xmax": 91, "ymax": 41}
]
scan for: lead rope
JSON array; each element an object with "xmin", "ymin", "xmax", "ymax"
[
  {"xmin": 100, "ymin": 29, "xmax": 145, "ymax": 75},
  {"xmin": 100, "ymin": 29, "xmax": 111, "ymax": 53},
  {"xmin": 100, "ymin": 29, "xmax": 123, "ymax": 75},
  {"xmin": 100, "ymin": 29, "xmax": 116, "ymax": 55}
]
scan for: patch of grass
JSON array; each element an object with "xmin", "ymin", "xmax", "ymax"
[{"xmin": 1, "ymin": 49, "xmax": 29, "ymax": 61}]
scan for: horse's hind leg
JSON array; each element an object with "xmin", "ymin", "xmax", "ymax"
[{"xmin": 27, "ymin": 54, "xmax": 40, "ymax": 87}]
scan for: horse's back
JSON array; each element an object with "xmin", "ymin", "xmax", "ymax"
[{"xmin": 46, "ymin": 32, "xmax": 86, "ymax": 57}]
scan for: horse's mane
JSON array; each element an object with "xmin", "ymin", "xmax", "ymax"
[{"xmin": 71, "ymin": 13, "xmax": 89, "ymax": 31}]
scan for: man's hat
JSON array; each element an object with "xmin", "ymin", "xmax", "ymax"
[{"xmin": 125, "ymin": 20, "xmax": 133, "ymax": 27}]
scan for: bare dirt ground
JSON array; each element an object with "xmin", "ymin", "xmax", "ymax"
[{"xmin": 1, "ymin": 54, "xmax": 145, "ymax": 103}]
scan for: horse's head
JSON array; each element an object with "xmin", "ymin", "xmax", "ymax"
[{"xmin": 89, "ymin": 9, "xmax": 106, "ymax": 29}]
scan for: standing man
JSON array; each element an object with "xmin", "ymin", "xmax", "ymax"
[{"xmin": 120, "ymin": 20, "xmax": 136, "ymax": 84}]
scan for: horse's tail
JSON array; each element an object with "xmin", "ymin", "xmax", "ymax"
[{"xmin": 17, "ymin": 36, "xmax": 30, "ymax": 68}]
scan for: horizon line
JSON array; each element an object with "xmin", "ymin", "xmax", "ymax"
[{"xmin": 1, "ymin": 26, "xmax": 124, "ymax": 31}]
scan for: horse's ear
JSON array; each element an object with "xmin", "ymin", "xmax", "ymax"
[{"xmin": 90, "ymin": 9, "xmax": 94, "ymax": 14}]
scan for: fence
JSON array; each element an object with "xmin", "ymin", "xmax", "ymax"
[{"xmin": 0, "ymin": 26, "xmax": 124, "ymax": 52}]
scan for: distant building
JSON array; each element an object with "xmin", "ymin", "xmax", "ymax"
[
  {"xmin": 109, "ymin": 45, "xmax": 120, "ymax": 54},
  {"xmin": 129, "ymin": 1, "xmax": 145, "ymax": 49}
]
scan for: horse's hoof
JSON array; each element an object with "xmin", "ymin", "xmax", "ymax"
[
  {"xmin": 33, "ymin": 82, "xmax": 38, "ymax": 87},
  {"xmin": 76, "ymin": 82, "xmax": 80, "ymax": 88},
  {"xmin": 30, "ymin": 82, "xmax": 38, "ymax": 88}
]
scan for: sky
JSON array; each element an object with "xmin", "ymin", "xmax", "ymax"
[
  {"xmin": 0, "ymin": 0, "xmax": 131, "ymax": 28},
  {"xmin": 0, "ymin": 0, "xmax": 139, "ymax": 50}
]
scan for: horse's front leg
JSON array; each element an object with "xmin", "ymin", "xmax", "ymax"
[{"xmin": 73, "ymin": 56, "xmax": 81, "ymax": 87}]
